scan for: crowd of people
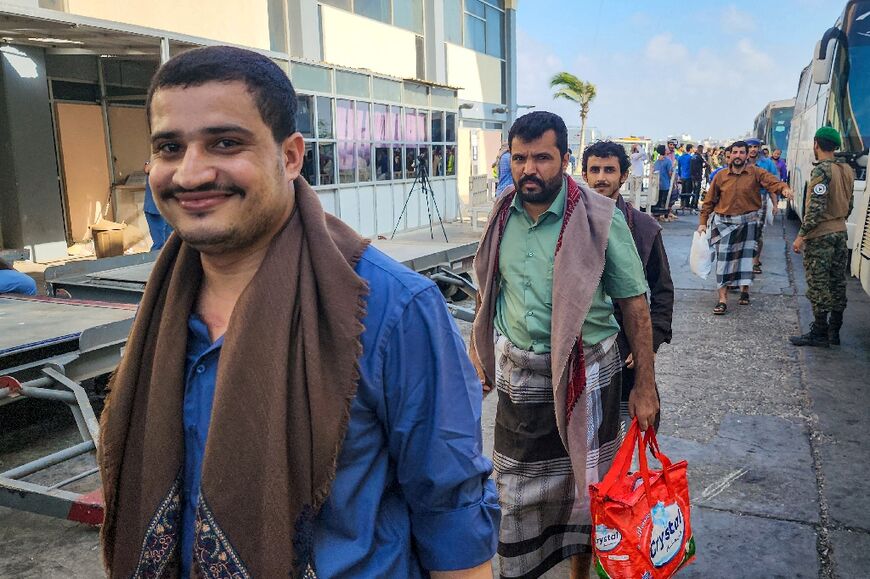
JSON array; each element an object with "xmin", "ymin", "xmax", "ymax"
[
  {"xmin": 2, "ymin": 44, "xmax": 856, "ymax": 579},
  {"xmin": 645, "ymin": 139, "xmax": 787, "ymax": 223}
]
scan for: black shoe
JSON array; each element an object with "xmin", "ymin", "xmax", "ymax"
[
  {"xmin": 829, "ymin": 311, "xmax": 843, "ymax": 345},
  {"xmin": 789, "ymin": 330, "xmax": 830, "ymax": 347},
  {"xmin": 790, "ymin": 315, "xmax": 830, "ymax": 348}
]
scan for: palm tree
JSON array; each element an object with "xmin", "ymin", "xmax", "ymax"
[{"xmin": 550, "ymin": 72, "xmax": 597, "ymax": 156}]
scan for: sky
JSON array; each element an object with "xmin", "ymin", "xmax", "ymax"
[{"xmin": 515, "ymin": 0, "xmax": 847, "ymax": 143}]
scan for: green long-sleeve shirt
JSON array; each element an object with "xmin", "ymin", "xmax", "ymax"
[{"xmin": 494, "ymin": 182, "xmax": 648, "ymax": 351}]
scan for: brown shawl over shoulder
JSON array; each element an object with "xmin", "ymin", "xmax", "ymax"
[
  {"xmin": 470, "ymin": 175, "xmax": 614, "ymax": 448},
  {"xmin": 98, "ymin": 177, "xmax": 370, "ymax": 577}
]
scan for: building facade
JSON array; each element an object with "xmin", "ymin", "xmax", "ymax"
[{"xmin": 0, "ymin": 0, "xmax": 517, "ymax": 261}]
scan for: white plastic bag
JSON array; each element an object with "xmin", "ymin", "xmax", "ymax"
[
  {"xmin": 689, "ymin": 230, "xmax": 714, "ymax": 279},
  {"xmin": 764, "ymin": 198, "xmax": 775, "ymax": 226}
]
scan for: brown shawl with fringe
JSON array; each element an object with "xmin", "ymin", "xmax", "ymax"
[
  {"xmin": 98, "ymin": 177, "xmax": 370, "ymax": 578},
  {"xmin": 470, "ymin": 175, "xmax": 614, "ymax": 449}
]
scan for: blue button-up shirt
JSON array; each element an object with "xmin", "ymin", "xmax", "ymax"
[
  {"xmin": 753, "ymin": 156, "xmax": 780, "ymax": 197},
  {"xmin": 180, "ymin": 245, "xmax": 499, "ymax": 577}
]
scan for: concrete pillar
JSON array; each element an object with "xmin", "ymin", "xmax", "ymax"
[
  {"xmin": 286, "ymin": 0, "xmax": 322, "ymax": 60},
  {"xmin": 425, "ymin": 0, "xmax": 447, "ymax": 84},
  {"xmin": 0, "ymin": 45, "xmax": 67, "ymax": 261}
]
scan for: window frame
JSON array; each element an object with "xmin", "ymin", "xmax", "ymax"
[{"xmin": 292, "ymin": 60, "xmax": 458, "ymax": 187}]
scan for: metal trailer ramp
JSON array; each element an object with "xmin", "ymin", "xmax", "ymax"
[
  {"xmin": 0, "ymin": 296, "xmax": 135, "ymax": 525},
  {"xmin": 46, "ymin": 223, "xmax": 483, "ymax": 315}
]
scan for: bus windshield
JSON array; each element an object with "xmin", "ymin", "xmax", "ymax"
[
  {"xmin": 769, "ymin": 107, "xmax": 793, "ymax": 153},
  {"xmin": 846, "ymin": 1, "xmax": 870, "ymax": 150}
]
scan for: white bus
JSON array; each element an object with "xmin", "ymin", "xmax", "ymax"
[
  {"xmin": 753, "ymin": 99, "xmax": 795, "ymax": 159},
  {"xmin": 786, "ymin": 0, "xmax": 870, "ymax": 294}
]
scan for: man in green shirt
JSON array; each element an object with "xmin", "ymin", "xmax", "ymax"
[{"xmin": 471, "ymin": 112, "xmax": 657, "ymax": 579}]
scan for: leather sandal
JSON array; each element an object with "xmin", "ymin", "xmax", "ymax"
[
  {"xmin": 752, "ymin": 264, "xmax": 762, "ymax": 275},
  {"xmin": 713, "ymin": 302, "xmax": 727, "ymax": 315},
  {"xmin": 739, "ymin": 292, "xmax": 751, "ymax": 305}
]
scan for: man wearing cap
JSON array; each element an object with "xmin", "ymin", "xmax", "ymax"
[
  {"xmin": 745, "ymin": 138, "xmax": 780, "ymax": 275},
  {"xmin": 790, "ymin": 127, "xmax": 855, "ymax": 347}
]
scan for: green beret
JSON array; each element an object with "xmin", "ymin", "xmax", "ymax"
[{"xmin": 815, "ymin": 126, "xmax": 841, "ymax": 147}]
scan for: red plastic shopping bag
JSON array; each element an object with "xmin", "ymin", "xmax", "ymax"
[{"xmin": 589, "ymin": 419, "xmax": 696, "ymax": 578}]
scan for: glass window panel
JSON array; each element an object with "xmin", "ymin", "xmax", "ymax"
[
  {"xmin": 404, "ymin": 109, "xmax": 418, "ymax": 141},
  {"xmin": 291, "ymin": 62, "xmax": 332, "ymax": 93},
  {"xmin": 404, "ymin": 146, "xmax": 418, "ymax": 179},
  {"xmin": 355, "ymin": 102, "xmax": 370, "ymax": 141},
  {"xmin": 372, "ymin": 77, "xmax": 402, "ymax": 102},
  {"xmin": 432, "ymin": 145, "xmax": 445, "ymax": 177},
  {"xmin": 336, "ymin": 70, "xmax": 370, "ymax": 98},
  {"xmin": 416, "ymin": 110, "xmax": 428, "ymax": 142},
  {"xmin": 375, "ymin": 146, "xmax": 392, "ymax": 180},
  {"xmin": 319, "ymin": 143, "xmax": 335, "ymax": 185},
  {"xmin": 444, "ymin": 0, "xmax": 462, "ymax": 44},
  {"xmin": 302, "ymin": 142, "xmax": 316, "ymax": 184},
  {"xmin": 464, "ymin": 14, "xmax": 486, "ymax": 52},
  {"xmin": 389, "ymin": 106, "xmax": 401, "ymax": 141},
  {"xmin": 296, "ymin": 95, "xmax": 314, "ymax": 137},
  {"xmin": 431, "ymin": 88, "xmax": 456, "ymax": 109},
  {"xmin": 466, "ymin": 0, "xmax": 486, "ymax": 18},
  {"xmin": 445, "ymin": 113, "xmax": 456, "ymax": 142},
  {"xmin": 320, "ymin": 0, "xmax": 350, "ymax": 9},
  {"xmin": 316, "ymin": 96, "xmax": 333, "ymax": 138},
  {"xmin": 418, "ymin": 145, "xmax": 430, "ymax": 176},
  {"xmin": 445, "ymin": 145, "xmax": 456, "ymax": 175},
  {"xmin": 403, "ymin": 82, "xmax": 429, "ymax": 107},
  {"xmin": 336, "ymin": 99, "xmax": 354, "ymax": 140},
  {"xmin": 373, "ymin": 104, "xmax": 388, "ymax": 141},
  {"xmin": 394, "ymin": 0, "xmax": 423, "ymax": 34},
  {"xmin": 357, "ymin": 143, "xmax": 372, "ymax": 182},
  {"xmin": 485, "ymin": 5, "xmax": 503, "ymax": 58},
  {"xmin": 392, "ymin": 146, "xmax": 403, "ymax": 179},
  {"xmin": 338, "ymin": 141, "xmax": 356, "ymax": 184},
  {"xmin": 355, "ymin": 0, "xmax": 390, "ymax": 23},
  {"xmin": 431, "ymin": 111, "xmax": 444, "ymax": 142}
]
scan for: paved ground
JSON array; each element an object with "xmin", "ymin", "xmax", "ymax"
[{"xmin": 2, "ymin": 210, "xmax": 869, "ymax": 577}]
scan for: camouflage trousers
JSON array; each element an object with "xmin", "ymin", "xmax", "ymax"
[{"xmin": 804, "ymin": 231, "xmax": 848, "ymax": 315}]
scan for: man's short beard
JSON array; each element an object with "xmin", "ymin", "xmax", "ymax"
[
  {"xmin": 179, "ymin": 218, "xmax": 274, "ymax": 255},
  {"xmin": 170, "ymin": 159, "xmax": 289, "ymax": 255},
  {"xmin": 731, "ymin": 158, "xmax": 745, "ymax": 168},
  {"xmin": 515, "ymin": 173, "xmax": 563, "ymax": 205}
]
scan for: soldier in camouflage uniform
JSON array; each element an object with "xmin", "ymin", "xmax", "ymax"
[{"xmin": 790, "ymin": 127, "xmax": 855, "ymax": 347}]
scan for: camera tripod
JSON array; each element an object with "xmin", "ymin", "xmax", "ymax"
[{"xmin": 391, "ymin": 154, "xmax": 449, "ymax": 242}]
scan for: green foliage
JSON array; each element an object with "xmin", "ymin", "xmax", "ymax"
[
  {"xmin": 550, "ymin": 72, "xmax": 597, "ymax": 152},
  {"xmin": 549, "ymin": 72, "xmax": 597, "ymax": 116}
]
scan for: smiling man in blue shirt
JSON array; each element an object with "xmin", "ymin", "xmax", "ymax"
[{"xmin": 98, "ymin": 46, "xmax": 498, "ymax": 578}]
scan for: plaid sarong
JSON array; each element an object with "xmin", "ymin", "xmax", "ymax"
[
  {"xmin": 710, "ymin": 211, "xmax": 759, "ymax": 289},
  {"xmin": 492, "ymin": 333, "xmax": 623, "ymax": 578}
]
